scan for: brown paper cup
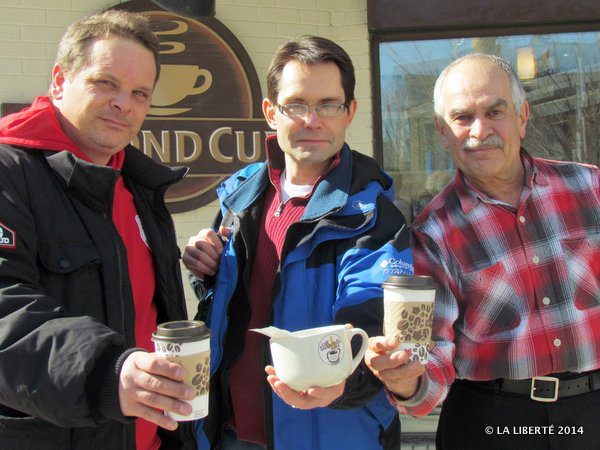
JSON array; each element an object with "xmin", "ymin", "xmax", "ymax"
[
  {"xmin": 383, "ymin": 276, "xmax": 435, "ymax": 363},
  {"xmin": 152, "ymin": 320, "xmax": 211, "ymax": 421}
]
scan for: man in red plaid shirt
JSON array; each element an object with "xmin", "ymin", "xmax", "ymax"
[{"xmin": 366, "ymin": 53, "xmax": 600, "ymax": 449}]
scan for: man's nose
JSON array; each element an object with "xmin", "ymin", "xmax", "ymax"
[
  {"xmin": 110, "ymin": 91, "xmax": 131, "ymax": 112},
  {"xmin": 469, "ymin": 117, "xmax": 491, "ymax": 139},
  {"xmin": 302, "ymin": 108, "xmax": 322, "ymax": 127}
]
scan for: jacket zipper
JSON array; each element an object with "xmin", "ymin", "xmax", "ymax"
[
  {"xmin": 102, "ymin": 209, "xmax": 128, "ymax": 450},
  {"xmin": 167, "ymin": 214, "xmax": 187, "ymax": 316},
  {"xmin": 115, "ymin": 240, "xmax": 127, "ymax": 340},
  {"xmin": 154, "ymin": 182, "xmax": 187, "ymax": 317},
  {"xmin": 103, "ymin": 210, "xmax": 128, "ymax": 346},
  {"xmin": 273, "ymin": 202, "xmax": 285, "ymax": 217}
]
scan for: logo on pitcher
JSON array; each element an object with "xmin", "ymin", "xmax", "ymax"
[{"xmin": 318, "ymin": 334, "xmax": 343, "ymax": 365}]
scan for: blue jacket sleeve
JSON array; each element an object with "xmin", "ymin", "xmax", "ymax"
[{"xmin": 331, "ymin": 194, "xmax": 413, "ymax": 409}]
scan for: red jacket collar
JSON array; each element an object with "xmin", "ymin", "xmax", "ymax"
[{"xmin": 0, "ymin": 96, "xmax": 124, "ymax": 169}]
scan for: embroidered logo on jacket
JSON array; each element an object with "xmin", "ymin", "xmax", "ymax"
[
  {"xmin": 0, "ymin": 222, "xmax": 16, "ymax": 249},
  {"xmin": 380, "ymin": 257, "xmax": 413, "ymax": 275}
]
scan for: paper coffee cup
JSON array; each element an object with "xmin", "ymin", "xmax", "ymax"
[
  {"xmin": 152, "ymin": 320, "xmax": 211, "ymax": 421},
  {"xmin": 382, "ymin": 275, "xmax": 435, "ymax": 363}
]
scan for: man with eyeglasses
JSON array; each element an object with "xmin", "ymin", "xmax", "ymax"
[{"xmin": 182, "ymin": 35, "xmax": 412, "ymax": 449}]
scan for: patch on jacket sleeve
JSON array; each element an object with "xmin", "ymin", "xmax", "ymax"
[{"xmin": 0, "ymin": 222, "xmax": 16, "ymax": 249}]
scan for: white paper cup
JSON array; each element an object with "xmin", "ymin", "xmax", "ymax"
[
  {"xmin": 383, "ymin": 276, "xmax": 436, "ymax": 363},
  {"xmin": 152, "ymin": 320, "xmax": 211, "ymax": 421}
]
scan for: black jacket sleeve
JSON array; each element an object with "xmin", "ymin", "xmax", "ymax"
[{"xmin": 0, "ymin": 149, "xmax": 128, "ymax": 427}]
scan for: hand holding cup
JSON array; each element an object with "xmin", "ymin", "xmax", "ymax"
[
  {"xmin": 151, "ymin": 320, "xmax": 211, "ymax": 421},
  {"xmin": 364, "ymin": 335, "xmax": 425, "ymax": 399},
  {"xmin": 118, "ymin": 351, "xmax": 196, "ymax": 431}
]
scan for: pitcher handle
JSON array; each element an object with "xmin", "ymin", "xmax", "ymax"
[{"xmin": 347, "ymin": 327, "xmax": 369, "ymax": 374}]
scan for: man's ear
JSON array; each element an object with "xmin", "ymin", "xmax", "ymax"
[
  {"xmin": 344, "ymin": 98, "xmax": 358, "ymax": 128},
  {"xmin": 518, "ymin": 100, "xmax": 530, "ymax": 140},
  {"xmin": 50, "ymin": 65, "xmax": 66, "ymax": 100},
  {"xmin": 434, "ymin": 115, "xmax": 450, "ymax": 150},
  {"xmin": 262, "ymin": 98, "xmax": 277, "ymax": 130}
]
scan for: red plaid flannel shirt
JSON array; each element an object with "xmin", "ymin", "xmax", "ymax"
[{"xmin": 391, "ymin": 150, "xmax": 600, "ymax": 417}]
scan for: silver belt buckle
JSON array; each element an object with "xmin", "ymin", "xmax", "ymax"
[{"xmin": 530, "ymin": 376, "xmax": 559, "ymax": 402}]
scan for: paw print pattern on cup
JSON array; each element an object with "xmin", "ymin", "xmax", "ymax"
[
  {"xmin": 383, "ymin": 275, "xmax": 436, "ymax": 364},
  {"xmin": 396, "ymin": 302, "xmax": 434, "ymax": 343},
  {"xmin": 192, "ymin": 353, "xmax": 211, "ymax": 395}
]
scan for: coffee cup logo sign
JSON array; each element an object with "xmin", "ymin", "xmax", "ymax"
[
  {"xmin": 150, "ymin": 63, "xmax": 212, "ymax": 113},
  {"xmin": 117, "ymin": 1, "xmax": 272, "ymax": 213}
]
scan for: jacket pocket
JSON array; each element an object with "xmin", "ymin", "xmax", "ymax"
[
  {"xmin": 37, "ymin": 240, "xmax": 100, "ymax": 274},
  {"xmin": 561, "ymin": 235, "xmax": 600, "ymax": 309},
  {"xmin": 458, "ymin": 262, "xmax": 522, "ymax": 341},
  {"xmin": 0, "ymin": 415, "xmax": 70, "ymax": 450},
  {"xmin": 37, "ymin": 240, "xmax": 103, "ymax": 317}
]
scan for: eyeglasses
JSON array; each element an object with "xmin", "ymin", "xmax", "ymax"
[{"xmin": 276, "ymin": 103, "xmax": 347, "ymax": 118}]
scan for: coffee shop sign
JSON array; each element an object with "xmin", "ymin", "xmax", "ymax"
[
  {"xmin": 132, "ymin": 126, "xmax": 271, "ymax": 164},
  {"xmin": 118, "ymin": 1, "xmax": 271, "ymax": 213}
]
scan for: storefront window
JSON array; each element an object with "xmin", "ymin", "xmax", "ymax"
[{"xmin": 380, "ymin": 31, "xmax": 600, "ymax": 224}]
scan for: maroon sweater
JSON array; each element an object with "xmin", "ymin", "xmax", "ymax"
[
  {"xmin": 228, "ymin": 184, "xmax": 307, "ymax": 445},
  {"xmin": 227, "ymin": 144, "xmax": 341, "ymax": 445}
]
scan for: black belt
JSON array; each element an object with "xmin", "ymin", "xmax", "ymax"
[{"xmin": 457, "ymin": 370, "xmax": 600, "ymax": 402}]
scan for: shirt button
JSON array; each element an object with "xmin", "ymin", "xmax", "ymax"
[
  {"xmin": 532, "ymin": 255, "xmax": 540, "ymax": 264},
  {"xmin": 554, "ymin": 338, "xmax": 561, "ymax": 347},
  {"xmin": 519, "ymin": 216, "xmax": 526, "ymax": 223},
  {"xmin": 542, "ymin": 297, "xmax": 550, "ymax": 305},
  {"xmin": 59, "ymin": 259, "xmax": 71, "ymax": 269}
]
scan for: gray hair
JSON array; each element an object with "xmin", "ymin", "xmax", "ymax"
[{"xmin": 433, "ymin": 53, "xmax": 526, "ymax": 117}]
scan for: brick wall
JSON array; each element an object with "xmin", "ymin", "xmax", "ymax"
[{"xmin": 0, "ymin": 0, "xmax": 371, "ymax": 314}]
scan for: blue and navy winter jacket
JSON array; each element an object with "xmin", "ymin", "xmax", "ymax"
[{"xmin": 195, "ymin": 141, "xmax": 413, "ymax": 450}]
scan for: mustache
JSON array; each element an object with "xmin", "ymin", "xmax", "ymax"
[{"xmin": 462, "ymin": 135, "xmax": 504, "ymax": 151}]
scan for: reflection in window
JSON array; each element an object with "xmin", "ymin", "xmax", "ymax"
[{"xmin": 381, "ymin": 32, "xmax": 600, "ymax": 223}]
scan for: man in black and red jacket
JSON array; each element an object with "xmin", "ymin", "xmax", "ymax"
[{"xmin": 0, "ymin": 10, "xmax": 196, "ymax": 450}]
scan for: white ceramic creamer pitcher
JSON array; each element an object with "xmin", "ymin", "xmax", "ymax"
[{"xmin": 253, "ymin": 324, "xmax": 369, "ymax": 391}]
